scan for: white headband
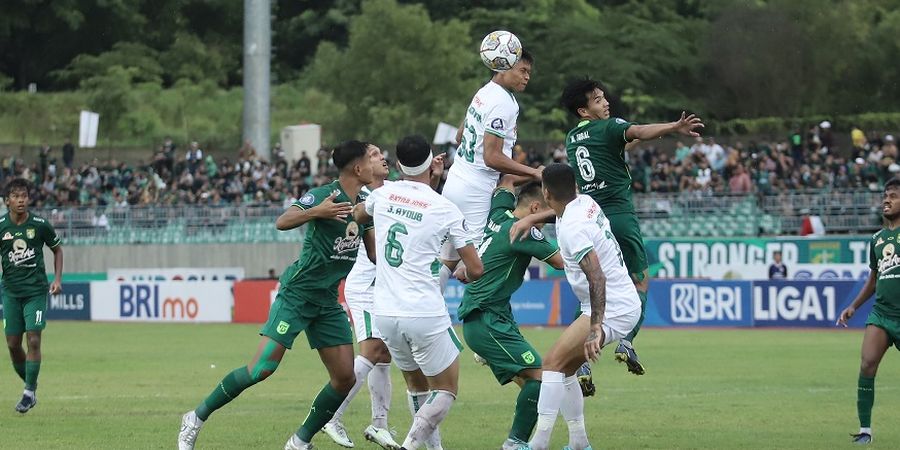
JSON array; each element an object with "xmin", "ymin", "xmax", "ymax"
[{"xmin": 399, "ymin": 152, "xmax": 433, "ymax": 176}]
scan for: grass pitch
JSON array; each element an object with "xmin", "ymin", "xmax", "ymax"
[{"xmin": 1, "ymin": 322, "xmax": 898, "ymax": 449}]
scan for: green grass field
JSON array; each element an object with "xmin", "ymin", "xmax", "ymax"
[{"xmin": 1, "ymin": 323, "xmax": 898, "ymax": 449}]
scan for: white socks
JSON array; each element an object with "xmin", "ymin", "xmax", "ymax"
[
  {"xmin": 329, "ymin": 355, "xmax": 374, "ymax": 424},
  {"xmin": 529, "ymin": 370, "xmax": 565, "ymax": 450},
  {"xmin": 405, "ymin": 391, "xmax": 443, "ymax": 449},
  {"xmin": 403, "ymin": 390, "xmax": 455, "ymax": 450},
  {"xmin": 369, "ymin": 362, "xmax": 392, "ymax": 428},
  {"xmin": 561, "ymin": 375, "xmax": 590, "ymax": 450}
]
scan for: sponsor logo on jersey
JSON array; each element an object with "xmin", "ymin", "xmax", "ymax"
[
  {"xmin": 26, "ymin": 228, "xmax": 35, "ymax": 239},
  {"xmin": 530, "ymin": 227, "xmax": 544, "ymax": 241},
  {"xmin": 299, "ymin": 193, "xmax": 315, "ymax": 206},
  {"xmin": 1, "ymin": 232, "xmax": 12, "ymax": 240},
  {"xmin": 462, "ymin": 219, "xmax": 470, "ymax": 232},
  {"xmin": 490, "ymin": 118, "xmax": 504, "ymax": 130},
  {"xmin": 334, "ymin": 222, "xmax": 361, "ymax": 255},
  {"xmin": 879, "ymin": 243, "xmax": 900, "ymax": 274},
  {"xmin": 8, "ymin": 238, "xmax": 36, "ymax": 267},
  {"xmin": 877, "ymin": 237, "xmax": 885, "ymax": 246},
  {"xmin": 615, "ymin": 117, "xmax": 627, "ymax": 124}
]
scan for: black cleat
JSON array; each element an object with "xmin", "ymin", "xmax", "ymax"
[
  {"xmin": 15, "ymin": 393, "xmax": 36, "ymax": 414},
  {"xmin": 614, "ymin": 340, "xmax": 646, "ymax": 375},
  {"xmin": 851, "ymin": 433, "xmax": 872, "ymax": 444},
  {"xmin": 576, "ymin": 362, "xmax": 595, "ymax": 397}
]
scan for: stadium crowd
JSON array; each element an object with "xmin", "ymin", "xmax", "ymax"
[{"xmin": 3, "ymin": 123, "xmax": 897, "ymax": 209}]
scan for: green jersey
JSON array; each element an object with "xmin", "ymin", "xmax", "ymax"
[
  {"xmin": 869, "ymin": 227, "xmax": 900, "ymax": 319},
  {"xmin": 0, "ymin": 213, "xmax": 60, "ymax": 298},
  {"xmin": 281, "ymin": 180, "xmax": 365, "ymax": 305},
  {"xmin": 566, "ymin": 118, "xmax": 637, "ymax": 215},
  {"xmin": 457, "ymin": 188, "xmax": 559, "ymax": 321}
]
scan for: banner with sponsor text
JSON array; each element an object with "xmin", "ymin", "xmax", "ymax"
[
  {"xmin": 90, "ymin": 281, "xmax": 233, "ymax": 322},
  {"xmin": 108, "ymin": 267, "xmax": 245, "ymax": 282}
]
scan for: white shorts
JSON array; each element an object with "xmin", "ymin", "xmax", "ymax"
[
  {"xmin": 440, "ymin": 170, "xmax": 495, "ymax": 260},
  {"xmin": 373, "ymin": 315, "xmax": 462, "ymax": 376},
  {"xmin": 346, "ymin": 287, "xmax": 382, "ymax": 343},
  {"xmin": 580, "ymin": 306, "xmax": 641, "ymax": 347}
]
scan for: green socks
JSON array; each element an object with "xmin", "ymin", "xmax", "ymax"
[
  {"xmin": 858, "ymin": 375, "xmax": 874, "ymax": 428},
  {"xmin": 509, "ymin": 379, "xmax": 541, "ymax": 442},
  {"xmin": 625, "ymin": 290, "xmax": 648, "ymax": 342},
  {"xmin": 24, "ymin": 360, "xmax": 40, "ymax": 391},
  {"xmin": 196, "ymin": 366, "xmax": 255, "ymax": 421},
  {"xmin": 297, "ymin": 383, "xmax": 348, "ymax": 442},
  {"xmin": 13, "ymin": 361, "xmax": 25, "ymax": 382}
]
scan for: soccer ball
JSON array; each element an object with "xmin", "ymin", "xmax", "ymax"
[{"xmin": 479, "ymin": 30, "xmax": 522, "ymax": 72}]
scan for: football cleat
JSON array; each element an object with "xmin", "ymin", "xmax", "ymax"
[
  {"xmin": 575, "ymin": 363, "xmax": 595, "ymax": 397},
  {"xmin": 178, "ymin": 411, "xmax": 203, "ymax": 450},
  {"xmin": 14, "ymin": 392, "xmax": 36, "ymax": 414},
  {"xmin": 323, "ymin": 421, "xmax": 354, "ymax": 447},
  {"xmin": 614, "ymin": 340, "xmax": 645, "ymax": 375},
  {"xmin": 851, "ymin": 433, "xmax": 872, "ymax": 444},
  {"xmin": 501, "ymin": 437, "xmax": 531, "ymax": 450},
  {"xmin": 284, "ymin": 434, "xmax": 315, "ymax": 450},
  {"xmin": 364, "ymin": 424, "xmax": 401, "ymax": 449}
]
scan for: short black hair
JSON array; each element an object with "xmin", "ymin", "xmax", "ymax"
[
  {"xmin": 395, "ymin": 135, "xmax": 431, "ymax": 168},
  {"xmin": 517, "ymin": 181, "xmax": 545, "ymax": 206},
  {"xmin": 560, "ymin": 77, "xmax": 602, "ymax": 119},
  {"xmin": 886, "ymin": 177, "xmax": 900, "ymax": 192},
  {"xmin": 542, "ymin": 163, "xmax": 577, "ymax": 202},
  {"xmin": 489, "ymin": 48, "xmax": 534, "ymax": 78},
  {"xmin": 5, "ymin": 178, "xmax": 31, "ymax": 197},
  {"xmin": 332, "ymin": 140, "xmax": 369, "ymax": 171}
]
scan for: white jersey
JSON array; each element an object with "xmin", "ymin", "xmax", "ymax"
[
  {"xmin": 557, "ymin": 195, "xmax": 640, "ymax": 318},
  {"xmin": 366, "ymin": 180, "xmax": 473, "ymax": 317},
  {"xmin": 344, "ymin": 182, "xmax": 392, "ymax": 298},
  {"xmin": 450, "ymin": 80, "xmax": 519, "ymax": 184}
]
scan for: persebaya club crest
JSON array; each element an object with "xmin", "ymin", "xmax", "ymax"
[
  {"xmin": 521, "ymin": 351, "xmax": 535, "ymax": 365},
  {"xmin": 276, "ymin": 321, "xmax": 290, "ymax": 335},
  {"xmin": 26, "ymin": 228, "xmax": 35, "ymax": 239}
]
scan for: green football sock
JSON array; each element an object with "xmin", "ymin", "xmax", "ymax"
[
  {"xmin": 624, "ymin": 290, "xmax": 648, "ymax": 342},
  {"xmin": 12, "ymin": 361, "xmax": 25, "ymax": 382},
  {"xmin": 195, "ymin": 366, "xmax": 254, "ymax": 421},
  {"xmin": 297, "ymin": 383, "xmax": 348, "ymax": 442},
  {"xmin": 509, "ymin": 379, "xmax": 540, "ymax": 441},
  {"xmin": 858, "ymin": 375, "xmax": 875, "ymax": 428},
  {"xmin": 24, "ymin": 360, "xmax": 40, "ymax": 391}
]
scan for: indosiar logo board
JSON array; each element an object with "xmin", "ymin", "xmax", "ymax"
[
  {"xmin": 645, "ymin": 280, "xmax": 753, "ymax": 327},
  {"xmin": 90, "ymin": 281, "xmax": 232, "ymax": 322}
]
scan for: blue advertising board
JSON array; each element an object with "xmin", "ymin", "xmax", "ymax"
[
  {"xmin": 645, "ymin": 280, "xmax": 754, "ymax": 327},
  {"xmin": 752, "ymin": 280, "xmax": 873, "ymax": 327},
  {"xmin": 444, "ymin": 279, "xmax": 559, "ymax": 326},
  {"xmin": 0, "ymin": 282, "xmax": 91, "ymax": 321}
]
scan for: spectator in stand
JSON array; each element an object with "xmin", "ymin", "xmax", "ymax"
[
  {"xmin": 272, "ymin": 142, "xmax": 286, "ymax": 165},
  {"xmin": 768, "ymin": 251, "xmax": 787, "ymax": 279},
  {"xmin": 790, "ymin": 128, "xmax": 804, "ymax": 163},
  {"xmin": 186, "ymin": 141, "xmax": 203, "ymax": 175},
  {"xmin": 162, "ymin": 136, "xmax": 177, "ymax": 174},
  {"xmin": 552, "ymin": 143, "xmax": 567, "ymax": 163},
  {"xmin": 297, "ymin": 151, "xmax": 311, "ymax": 179},
  {"xmin": 728, "ymin": 164, "xmax": 752, "ymax": 193},
  {"xmin": 38, "ymin": 143, "xmax": 51, "ymax": 177},
  {"xmin": 819, "ymin": 121, "xmax": 834, "ymax": 152},
  {"xmin": 703, "ymin": 137, "xmax": 726, "ymax": 172},
  {"xmin": 62, "ymin": 138, "xmax": 75, "ymax": 169},
  {"xmin": 674, "ymin": 141, "xmax": 691, "ymax": 163},
  {"xmin": 851, "ymin": 125, "xmax": 867, "ymax": 153}
]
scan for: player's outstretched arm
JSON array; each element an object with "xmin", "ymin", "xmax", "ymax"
[
  {"xmin": 49, "ymin": 245, "xmax": 63, "ymax": 295},
  {"xmin": 276, "ymin": 192, "xmax": 352, "ymax": 230},
  {"xmin": 457, "ymin": 244, "xmax": 484, "ymax": 282},
  {"xmin": 545, "ymin": 252, "xmax": 564, "ymax": 270},
  {"xmin": 497, "ymin": 174, "xmax": 534, "ymax": 191},
  {"xmin": 837, "ymin": 269, "xmax": 877, "ymax": 327},
  {"xmin": 430, "ymin": 154, "xmax": 446, "ymax": 191},
  {"xmin": 362, "ymin": 228, "xmax": 376, "ymax": 263},
  {"xmin": 579, "ymin": 250, "xmax": 606, "ymax": 362},
  {"xmin": 483, "ymin": 133, "xmax": 542, "ymax": 180},
  {"xmin": 625, "ymin": 111, "xmax": 704, "ymax": 142},
  {"xmin": 509, "ymin": 209, "xmax": 556, "ymax": 242}
]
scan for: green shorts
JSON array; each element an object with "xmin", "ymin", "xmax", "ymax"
[
  {"xmin": 866, "ymin": 309, "xmax": 900, "ymax": 351},
  {"xmin": 462, "ymin": 309, "xmax": 541, "ymax": 385},
  {"xmin": 2, "ymin": 292, "xmax": 48, "ymax": 336},
  {"xmin": 259, "ymin": 287, "xmax": 352, "ymax": 350},
  {"xmin": 607, "ymin": 212, "xmax": 649, "ymax": 277}
]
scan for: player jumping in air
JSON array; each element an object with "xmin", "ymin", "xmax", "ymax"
[
  {"xmin": 456, "ymin": 176, "xmax": 564, "ymax": 450},
  {"xmin": 178, "ymin": 141, "xmax": 379, "ymax": 450},
  {"xmin": 440, "ymin": 50, "xmax": 542, "ymax": 287},
  {"xmin": 356, "ymin": 135, "xmax": 484, "ymax": 450},
  {"xmin": 2, "ymin": 178, "xmax": 63, "ymax": 414},
  {"xmin": 513, "ymin": 78, "xmax": 703, "ymax": 381},
  {"xmin": 837, "ymin": 177, "xmax": 900, "ymax": 445},
  {"xmin": 528, "ymin": 164, "xmax": 641, "ymax": 450}
]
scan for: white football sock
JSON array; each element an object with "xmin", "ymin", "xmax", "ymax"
[
  {"xmin": 368, "ymin": 362, "xmax": 392, "ymax": 428},
  {"xmin": 529, "ymin": 370, "xmax": 565, "ymax": 450},
  {"xmin": 402, "ymin": 390, "xmax": 455, "ymax": 450},
  {"xmin": 406, "ymin": 391, "xmax": 442, "ymax": 449},
  {"xmin": 562, "ymin": 375, "xmax": 590, "ymax": 450},
  {"xmin": 329, "ymin": 355, "xmax": 374, "ymax": 423},
  {"xmin": 860, "ymin": 427, "xmax": 872, "ymax": 435}
]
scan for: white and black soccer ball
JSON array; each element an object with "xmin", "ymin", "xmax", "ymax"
[{"xmin": 479, "ymin": 30, "xmax": 522, "ymax": 72}]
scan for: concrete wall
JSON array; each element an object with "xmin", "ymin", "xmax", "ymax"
[{"xmin": 43, "ymin": 242, "xmax": 301, "ymax": 278}]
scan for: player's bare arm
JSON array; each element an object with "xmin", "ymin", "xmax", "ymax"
[
  {"xmin": 483, "ymin": 133, "xmax": 542, "ymax": 180},
  {"xmin": 579, "ymin": 250, "xmax": 606, "ymax": 362},
  {"xmin": 430, "ymin": 154, "xmax": 446, "ymax": 190},
  {"xmin": 837, "ymin": 269, "xmax": 877, "ymax": 327},
  {"xmin": 545, "ymin": 252, "xmax": 564, "ymax": 270},
  {"xmin": 457, "ymin": 244, "xmax": 484, "ymax": 282},
  {"xmin": 49, "ymin": 245, "xmax": 63, "ymax": 295},
  {"xmin": 455, "ymin": 117, "xmax": 465, "ymax": 147},
  {"xmin": 509, "ymin": 209, "xmax": 556, "ymax": 242},
  {"xmin": 497, "ymin": 174, "xmax": 533, "ymax": 191},
  {"xmin": 625, "ymin": 111, "xmax": 704, "ymax": 141},
  {"xmin": 363, "ymin": 228, "xmax": 377, "ymax": 264},
  {"xmin": 276, "ymin": 192, "xmax": 352, "ymax": 230}
]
